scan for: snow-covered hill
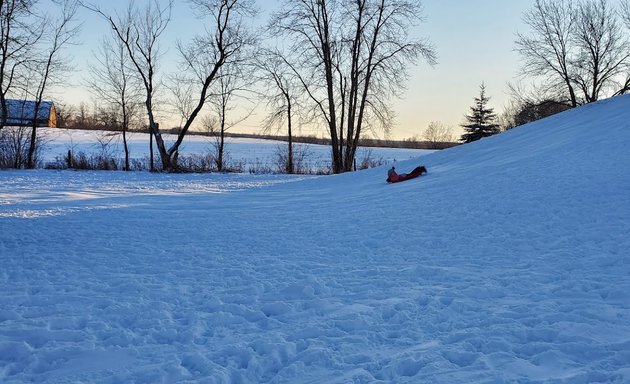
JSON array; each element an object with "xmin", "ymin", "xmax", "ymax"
[{"xmin": 1, "ymin": 95, "xmax": 629, "ymax": 383}]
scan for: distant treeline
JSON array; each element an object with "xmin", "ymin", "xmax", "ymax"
[
  {"xmin": 58, "ymin": 124, "xmax": 459, "ymax": 151},
  {"xmin": 52, "ymin": 100, "xmax": 459, "ymax": 151}
]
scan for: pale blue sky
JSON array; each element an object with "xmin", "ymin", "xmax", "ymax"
[
  {"xmin": 50, "ymin": 0, "xmax": 533, "ymax": 139},
  {"xmin": 399, "ymin": 0, "xmax": 532, "ymax": 139}
]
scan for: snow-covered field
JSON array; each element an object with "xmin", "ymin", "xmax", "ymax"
[
  {"xmin": 1, "ymin": 95, "xmax": 629, "ymax": 383},
  {"xmin": 38, "ymin": 128, "xmax": 427, "ymax": 172}
]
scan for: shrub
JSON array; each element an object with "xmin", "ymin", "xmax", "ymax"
[
  {"xmin": 0, "ymin": 127, "xmax": 46, "ymax": 169},
  {"xmin": 44, "ymin": 150, "xmax": 120, "ymax": 171},
  {"xmin": 356, "ymin": 149, "xmax": 386, "ymax": 170},
  {"xmin": 274, "ymin": 144, "xmax": 314, "ymax": 174}
]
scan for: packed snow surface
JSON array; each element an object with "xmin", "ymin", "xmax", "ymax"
[{"xmin": 1, "ymin": 96, "xmax": 630, "ymax": 383}]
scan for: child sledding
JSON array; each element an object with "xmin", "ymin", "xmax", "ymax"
[{"xmin": 386, "ymin": 165, "xmax": 427, "ymax": 183}]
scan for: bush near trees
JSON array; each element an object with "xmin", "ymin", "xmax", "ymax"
[{"xmin": 513, "ymin": 99, "xmax": 572, "ymax": 128}]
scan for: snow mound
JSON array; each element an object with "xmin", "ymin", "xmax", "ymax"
[{"xmin": 1, "ymin": 95, "xmax": 629, "ymax": 383}]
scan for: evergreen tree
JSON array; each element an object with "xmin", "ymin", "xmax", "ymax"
[{"xmin": 461, "ymin": 83, "xmax": 500, "ymax": 143}]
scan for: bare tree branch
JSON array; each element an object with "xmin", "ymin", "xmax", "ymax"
[
  {"xmin": 0, "ymin": 0, "xmax": 43, "ymax": 131},
  {"xmin": 271, "ymin": 0, "xmax": 435, "ymax": 173},
  {"xmin": 82, "ymin": 0, "xmax": 173, "ymax": 170},
  {"xmin": 515, "ymin": 0, "xmax": 630, "ymax": 107},
  {"xmin": 26, "ymin": 0, "xmax": 81, "ymax": 168}
]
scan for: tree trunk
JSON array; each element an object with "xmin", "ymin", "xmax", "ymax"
[
  {"xmin": 122, "ymin": 126, "xmax": 129, "ymax": 171},
  {"xmin": 149, "ymin": 129, "xmax": 154, "ymax": 172},
  {"xmin": 286, "ymin": 95, "xmax": 293, "ymax": 174},
  {"xmin": 0, "ymin": 95, "xmax": 7, "ymax": 131},
  {"xmin": 320, "ymin": 3, "xmax": 342, "ymax": 174},
  {"xmin": 27, "ymin": 100, "xmax": 44, "ymax": 169},
  {"xmin": 217, "ymin": 111, "xmax": 226, "ymax": 172},
  {"xmin": 121, "ymin": 92, "xmax": 130, "ymax": 171},
  {"xmin": 26, "ymin": 126, "xmax": 37, "ymax": 169}
]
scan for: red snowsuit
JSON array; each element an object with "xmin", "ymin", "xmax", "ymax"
[
  {"xmin": 386, "ymin": 166, "xmax": 427, "ymax": 183},
  {"xmin": 387, "ymin": 169, "xmax": 404, "ymax": 182}
]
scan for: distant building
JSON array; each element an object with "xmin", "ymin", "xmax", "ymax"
[{"xmin": 1, "ymin": 99, "xmax": 57, "ymax": 128}]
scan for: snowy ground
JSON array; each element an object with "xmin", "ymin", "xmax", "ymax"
[{"xmin": 1, "ymin": 96, "xmax": 629, "ymax": 383}]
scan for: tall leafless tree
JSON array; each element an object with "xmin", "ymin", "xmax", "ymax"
[
  {"xmin": 573, "ymin": 0, "xmax": 630, "ymax": 102},
  {"xmin": 26, "ymin": 0, "xmax": 79, "ymax": 169},
  {"xmin": 257, "ymin": 49, "xmax": 301, "ymax": 174},
  {"xmin": 167, "ymin": 74, "xmax": 196, "ymax": 133},
  {"xmin": 173, "ymin": 0, "xmax": 256, "ymax": 171},
  {"xmin": 86, "ymin": 0, "xmax": 255, "ymax": 172},
  {"xmin": 516, "ymin": 0, "xmax": 630, "ymax": 107},
  {"xmin": 271, "ymin": 0, "xmax": 436, "ymax": 173},
  {"xmin": 423, "ymin": 121, "xmax": 454, "ymax": 147},
  {"xmin": 617, "ymin": 0, "xmax": 630, "ymax": 94},
  {"xmin": 515, "ymin": 0, "xmax": 579, "ymax": 107},
  {"xmin": 207, "ymin": 63, "xmax": 256, "ymax": 172},
  {"xmin": 87, "ymin": 33, "xmax": 142, "ymax": 171},
  {"xmin": 0, "ymin": 0, "xmax": 42, "ymax": 131},
  {"xmin": 623, "ymin": 1, "xmax": 630, "ymax": 29},
  {"xmin": 83, "ymin": 0, "xmax": 173, "ymax": 171}
]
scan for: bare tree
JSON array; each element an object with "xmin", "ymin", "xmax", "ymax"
[
  {"xmin": 423, "ymin": 121, "xmax": 454, "ymax": 148},
  {"xmin": 173, "ymin": 0, "xmax": 256, "ymax": 171},
  {"xmin": 0, "ymin": 0, "xmax": 42, "ymax": 130},
  {"xmin": 573, "ymin": 0, "xmax": 630, "ymax": 102},
  {"xmin": 52, "ymin": 100, "xmax": 74, "ymax": 127},
  {"xmin": 86, "ymin": 0, "xmax": 256, "ymax": 172},
  {"xmin": 623, "ymin": 1, "xmax": 630, "ymax": 29},
  {"xmin": 516, "ymin": 0, "xmax": 630, "ymax": 107},
  {"xmin": 271, "ymin": 0, "xmax": 436, "ymax": 173},
  {"xmin": 26, "ymin": 0, "xmax": 80, "ymax": 169},
  {"xmin": 515, "ymin": 0, "xmax": 579, "ymax": 107},
  {"xmin": 75, "ymin": 101, "xmax": 91, "ymax": 127},
  {"xmin": 87, "ymin": 32, "xmax": 142, "ymax": 171},
  {"xmin": 207, "ymin": 64, "xmax": 256, "ymax": 172},
  {"xmin": 0, "ymin": 126, "xmax": 28, "ymax": 167},
  {"xmin": 257, "ymin": 49, "xmax": 301, "ymax": 174},
  {"xmin": 166, "ymin": 74, "xmax": 196, "ymax": 133},
  {"xmin": 617, "ymin": 0, "xmax": 630, "ymax": 94},
  {"xmin": 83, "ymin": 0, "xmax": 173, "ymax": 171},
  {"xmin": 502, "ymin": 81, "xmax": 574, "ymax": 128}
]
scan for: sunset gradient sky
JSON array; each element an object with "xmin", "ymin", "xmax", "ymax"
[{"xmin": 51, "ymin": 0, "xmax": 533, "ymax": 140}]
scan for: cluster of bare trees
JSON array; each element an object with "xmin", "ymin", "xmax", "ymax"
[
  {"xmin": 75, "ymin": 0, "xmax": 435, "ymax": 173},
  {"xmin": 1, "ymin": 0, "xmax": 436, "ymax": 173},
  {"xmin": 0, "ymin": 0, "xmax": 80, "ymax": 168},
  {"xmin": 269, "ymin": 0, "xmax": 436, "ymax": 173},
  {"xmin": 392, "ymin": 0, "xmax": 630, "ymax": 144},
  {"xmin": 514, "ymin": 0, "xmax": 630, "ymax": 116},
  {"xmin": 5, "ymin": 1, "xmax": 630, "ymax": 171},
  {"xmin": 80, "ymin": 0, "xmax": 259, "ymax": 172}
]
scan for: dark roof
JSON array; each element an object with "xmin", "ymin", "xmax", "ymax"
[{"xmin": 2, "ymin": 99, "xmax": 55, "ymax": 126}]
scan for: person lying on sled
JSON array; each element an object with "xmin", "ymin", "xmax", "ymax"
[{"xmin": 387, "ymin": 165, "xmax": 427, "ymax": 183}]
